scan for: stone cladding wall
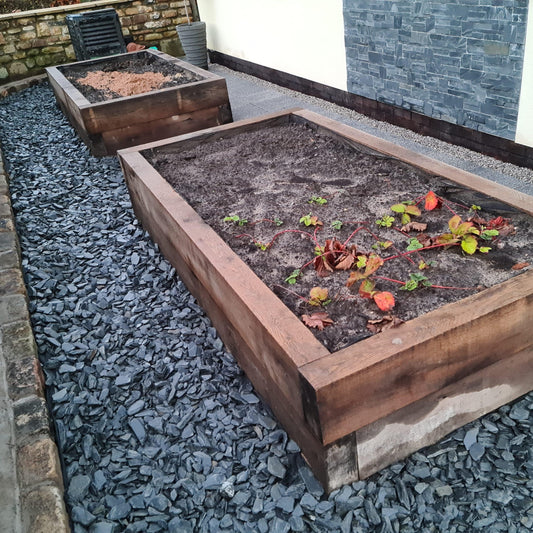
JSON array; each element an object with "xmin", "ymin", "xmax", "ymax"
[
  {"xmin": 343, "ymin": 0, "xmax": 528, "ymax": 140},
  {"xmin": 0, "ymin": 0, "xmax": 194, "ymax": 82}
]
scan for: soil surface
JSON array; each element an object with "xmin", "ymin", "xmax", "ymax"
[
  {"xmin": 144, "ymin": 123, "xmax": 533, "ymax": 352},
  {"xmin": 61, "ymin": 52, "xmax": 202, "ymax": 103}
]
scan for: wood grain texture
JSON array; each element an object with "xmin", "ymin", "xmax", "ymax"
[
  {"xmin": 300, "ymin": 270, "xmax": 533, "ymax": 445},
  {"xmin": 46, "ymin": 50, "xmax": 232, "ymax": 156},
  {"xmin": 118, "ymin": 109, "xmax": 533, "ymax": 491},
  {"xmin": 356, "ymin": 346, "xmax": 533, "ymax": 479}
]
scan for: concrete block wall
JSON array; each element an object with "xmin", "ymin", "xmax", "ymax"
[
  {"xmin": 0, "ymin": 0, "xmax": 194, "ymax": 83},
  {"xmin": 343, "ymin": 0, "xmax": 528, "ymax": 140}
]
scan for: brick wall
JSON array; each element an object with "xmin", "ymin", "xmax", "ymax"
[
  {"xmin": 0, "ymin": 0, "xmax": 195, "ymax": 82},
  {"xmin": 343, "ymin": 0, "xmax": 528, "ymax": 141}
]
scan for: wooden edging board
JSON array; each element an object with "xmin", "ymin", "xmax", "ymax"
[
  {"xmin": 46, "ymin": 49, "xmax": 232, "ymax": 156},
  {"xmin": 118, "ymin": 108, "xmax": 533, "ymax": 492}
]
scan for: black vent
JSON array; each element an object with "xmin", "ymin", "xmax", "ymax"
[{"xmin": 66, "ymin": 9, "xmax": 127, "ymax": 61}]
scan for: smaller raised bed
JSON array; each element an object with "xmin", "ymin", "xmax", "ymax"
[
  {"xmin": 46, "ymin": 49, "xmax": 232, "ymax": 156},
  {"xmin": 118, "ymin": 109, "xmax": 533, "ymax": 492}
]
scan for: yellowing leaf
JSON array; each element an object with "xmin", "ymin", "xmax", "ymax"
[
  {"xmin": 405, "ymin": 205, "xmax": 421, "ymax": 217},
  {"xmin": 461, "ymin": 234, "xmax": 478, "ymax": 254},
  {"xmin": 346, "ymin": 271, "xmax": 365, "ymax": 287},
  {"xmin": 309, "ymin": 287, "xmax": 329, "ymax": 306},
  {"xmin": 391, "ymin": 203, "xmax": 406, "ymax": 213},
  {"xmin": 365, "ymin": 254, "xmax": 384, "ymax": 276},
  {"xmin": 448, "ymin": 215, "xmax": 462, "ymax": 232},
  {"xmin": 359, "ymin": 279, "xmax": 376, "ymax": 299},
  {"xmin": 373, "ymin": 291, "xmax": 395, "ymax": 312}
]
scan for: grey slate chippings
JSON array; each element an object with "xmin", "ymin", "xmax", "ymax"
[{"xmin": 0, "ymin": 82, "xmax": 532, "ymax": 532}]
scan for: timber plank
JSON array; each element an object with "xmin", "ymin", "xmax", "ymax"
[
  {"xmin": 100, "ymin": 105, "xmax": 231, "ymax": 154},
  {"xmin": 300, "ymin": 271, "xmax": 533, "ymax": 445},
  {"xmin": 46, "ymin": 50, "xmax": 233, "ymax": 156},
  {"xmin": 355, "ymin": 346, "xmax": 533, "ymax": 480},
  {"xmin": 117, "ymin": 109, "xmax": 533, "ymax": 491}
]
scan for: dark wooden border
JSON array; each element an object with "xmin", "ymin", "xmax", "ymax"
[
  {"xmin": 209, "ymin": 50, "xmax": 533, "ymax": 169},
  {"xmin": 118, "ymin": 109, "xmax": 533, "ymax": 492},
  {"xmin": 46, "ymin": 49, "xmax": 232, "ymax": 156}
]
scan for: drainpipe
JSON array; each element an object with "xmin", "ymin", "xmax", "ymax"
[{"xmin": 189, "ymin": 0, "xmax": 200, "ymax": 21}]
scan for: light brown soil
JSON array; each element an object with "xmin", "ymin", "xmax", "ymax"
[
  {"xmin": 75, "ymin": 70, "xmax": 172, "ymax": 99},
  {"xmin": 60, "ymin": 52, "xmax": 202, "ymax": 103},
  {"xmin": 144, "ymin": 123, "xmax": 533, "ymax": 352}
]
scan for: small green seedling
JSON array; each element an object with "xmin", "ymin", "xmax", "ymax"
[
  {"xmin": 299, "ymin": 213, "xmax": 322, "ymax": 227},
  {"xmin": 285, "ymin": 269, "xmax": 301, "ymax": 285},
  {"xmin": 401, "ymin": 272, "xmax": 432, "ymax": 291},
  {"xmin": 308, "ymin": 196, "xmax": 328, "ymax": 205},
  {"xmin": 223, "ymin": 215, "xmax": 248, "ymax": 226},
  {"xmin": 331, "ymin": 220, "xmax": 343, "ymax": 230},
  {"xmin": 376, "ymin": 215, "xmax": 395, "ymax": 228}
]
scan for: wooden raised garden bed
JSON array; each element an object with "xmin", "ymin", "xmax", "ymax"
[
  {"xmin": 118, "ymin": 109, "xmax": 533, "ymax": 492},
  {"xmin": 46, "ymin": 49, "xmax": 232, "ymax": 156}
]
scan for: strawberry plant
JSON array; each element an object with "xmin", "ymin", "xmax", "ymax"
[
  {"xmin": 308, "ymin": 195, "xmax": 328, "ymax": 205},
  {"xmin": 223, "ymin": 214, "xmax": 248, "ymax": 226},
  {"xmin": 221, "ymin": 187, "xmax": 519, "ymax": 335}
]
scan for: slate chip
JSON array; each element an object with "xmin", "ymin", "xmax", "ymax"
[{"xmin": 2, "ymin": 81, "xmax": 532, "ymax": 533}]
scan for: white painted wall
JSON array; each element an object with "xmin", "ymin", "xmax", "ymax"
[
  {"xmin": 516, "ymin": 3, "xmax": 533, "ymax": 147},
  {"xmin": 196, "ymin": 0, "xmax": 347, "ymax": 91}
]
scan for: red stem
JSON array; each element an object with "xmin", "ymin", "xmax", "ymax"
[{"xmin": 372, "ymin": 275, "xmax": 474, "ymax": 291}]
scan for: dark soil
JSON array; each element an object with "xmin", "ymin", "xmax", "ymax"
[
  {"xmin": 60, "ymin": 51, "xmax": 203, "ymax": 103},
  {"xmin": 144, "ymin": 123, "xmax": 533, "ymax": 352}
]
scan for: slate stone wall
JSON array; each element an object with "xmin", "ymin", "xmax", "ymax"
[{"xmin": 343, "ymin": 0, "xmax": 528, "ymax": 140}]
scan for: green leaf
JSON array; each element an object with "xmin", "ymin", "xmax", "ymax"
[
  {"xmin": 285, "ymin": 269, "xmax": 301, "ymax": 284},
  {"xmin": 406, "ymin": 237, "xmax": 423, "ymax": 251},
  {"xmin": 479, "ymin": 246, "xmax": 491, "ymax": 253},
  {"xmin": 401, "ymin": 279, "xmax": 419, "ymax": 291},
  {"xmin": 356, "ymin": 255, "xmax": 367, "ymax": 269},
  {"xmin": 461, "ymin": 234, "xmax": 478, "ymax": 255},
  {"xmin": 274, "ymin": 217, "xmax": 284, "ymax": 226},
  {"xmin": 391, "ymin": 203, "xmax": 406, "ymax": 213},
  {"xmin": 309, "ymin": 196, "xmax": 327, "ymax": 205},
  {"xmin": 481, "ymin": 229, "xmax": 499, "ymax": 240},
  {"xmin": 376, "ymin": 215, "xmax": 395, "ymax": 228},
  {"xmin": 331, "ymin": 220, "xmax": 343, "ymax": 230}
]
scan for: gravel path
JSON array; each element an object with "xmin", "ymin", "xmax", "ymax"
[{"xmin": 1, "ymin": 82, "xmax": 532, "ymax": 533}]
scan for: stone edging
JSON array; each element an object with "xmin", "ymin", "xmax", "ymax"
[{"xmin": 0, "ymin": 76, "xmax": 70, "ymax": 532}]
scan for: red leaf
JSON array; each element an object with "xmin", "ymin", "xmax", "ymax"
[
  {"xmin": 512, "ymin": 262, "xmax": 530, "ymax": 270},
  {"xmin": 302, "ymin": 312, "xmax": 334, "ymax": 330},
  {"xmin": 373, "ymin": 291, "xmax": 395, "ymax": 312},
  {"xmin": 313, "ymin": 255, "xmax": 333, "ymax": 277},
  {"xmin": 424, "ymin": 191, "xmax": 440, "ymax": 211}
]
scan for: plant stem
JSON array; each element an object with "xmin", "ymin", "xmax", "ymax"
[{"xmin": 372, "ymin": 275, "xmax": 474, "ymax": 291}]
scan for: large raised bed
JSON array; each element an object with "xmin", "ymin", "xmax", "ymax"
[
  {"xmin": 118, "ymin": 109, "xmax": 533, "ymax": 492},
  {"xmin": 46, "ymin": 49, "xmax": 232, "ymax": 156}
]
